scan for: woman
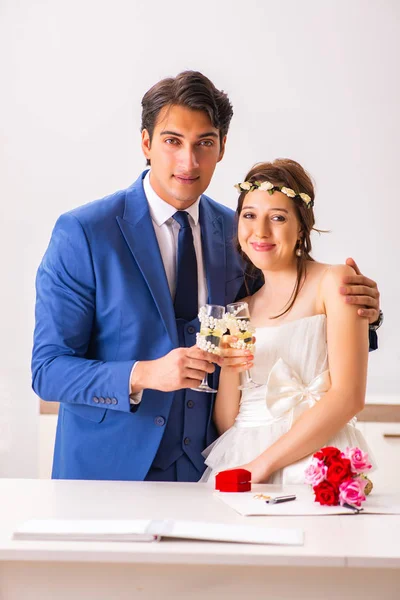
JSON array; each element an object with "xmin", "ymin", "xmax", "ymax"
[{"xmin": 201, "ymin": 158, "xmax": 373, "ymax": 484}]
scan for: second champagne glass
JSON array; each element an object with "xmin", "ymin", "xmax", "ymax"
[
  {"xmin": 192, "ymin": 304, "xmax": 226, "ymax": 393},
  {"xmin": 225, "ymin": 301, "xmax": 261, "ymax": 390}
]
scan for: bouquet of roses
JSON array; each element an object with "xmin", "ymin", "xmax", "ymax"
[{"xmin": 304, "ymin": 446, "xmax": 373, "ymax": 508}]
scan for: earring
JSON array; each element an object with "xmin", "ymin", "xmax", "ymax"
[{"xmin": 295, "ymin": 240, "xmax": 303, "ymax": 257}]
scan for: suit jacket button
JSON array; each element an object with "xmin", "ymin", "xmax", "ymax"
[
  {"xmin": 154, "ymin": 416, "xmax": 165, "ymax": 427},
  {"xmin": 93, "ymin": 397, "xmax": 100, "ymax": 404},
  {"xmin": 184, "ymin": 437, "xmax": 191, "ymax": 446},
  {"xmin": 187, "ymin": 326, "xmax": 196, "ymax": 334},
  {"xmin": 187, "ymin": 400, "xmax": 194, "ymax": 408},
  {"xmin": 105, "ymin": 397, "xmax": 112, "ymax": 404},
  {"xmin": 99, "ymin": 397, "xmax": 105, "ymax": 404},
  {"xmin": 111, "ymin": 398, "xmax": 118, "ymax": 405}
]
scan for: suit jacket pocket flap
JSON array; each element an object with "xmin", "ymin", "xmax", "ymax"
[{"xmin": 63, "ymin": 403, "xmax": 107, "ymax": 423}]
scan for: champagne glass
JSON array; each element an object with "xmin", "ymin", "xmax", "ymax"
[
  {"xmin": 192, "ymin": 304, "xmax": 226, "ymax": 393},
  {"xmin": 226, "ymin": 301, "xmax": 261, "ymax": 390}
]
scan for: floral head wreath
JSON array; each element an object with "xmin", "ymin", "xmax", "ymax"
[{"xmin": 234, "ymin": 180, "xmax": 314, "ymax": 208}]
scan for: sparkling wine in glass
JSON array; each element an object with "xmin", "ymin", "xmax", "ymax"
[
  {"xmin": 192, "ymin": 304, "xmax": 226, "ymax": 393},
  {"xmin": 226, "ymin": 301, "xmax": 261, "ymax": 390}
]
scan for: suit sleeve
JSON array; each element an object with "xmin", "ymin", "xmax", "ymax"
[
  {"xmin": 31, "ymin": 213, "xmax": 136, "ymax": 413},
  {"xmin": 369, "ymin": 329, "xmax": 378, "ymax": 351}
]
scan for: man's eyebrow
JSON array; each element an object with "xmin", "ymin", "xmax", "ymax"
[
  {"xmin": 160, "ymin": 130, "xmax": 184, "ymax": 138},
  {"xmin": 160, "ymin": 130, "xmax": 219, "ymax": 139},
  {"xmin": 197, "ymin": 131, "xmax": 219, "ymax": 139}
]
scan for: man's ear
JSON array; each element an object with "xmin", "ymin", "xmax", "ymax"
[
  {"xmin": 218, "ymin": 135, "xmax": 227, "ymax": 162},
  {"xmin": 141, "ymin": 129, "xmax": 151, "ymax": 160}
]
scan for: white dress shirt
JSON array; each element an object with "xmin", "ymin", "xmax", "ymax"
[
  {"xmin": 129, "ymin": 171, "xmax": 208, "ymax": 404},
  {"xmin": 143, "ymin": 170, "xmax": 208, "ymax": 306}
]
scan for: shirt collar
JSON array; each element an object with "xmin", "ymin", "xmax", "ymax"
[{"xmin": 143, "ymin": 170, "xmax": 200, "ymax": 226}]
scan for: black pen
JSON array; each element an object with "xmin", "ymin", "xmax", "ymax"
[
  {"xmin": 265, "ymin": 494, "xmax": 296, "ymax": 504},
  {"xmin": 342, "ymin": 502, "xmax": 364, "ymax": 513}
]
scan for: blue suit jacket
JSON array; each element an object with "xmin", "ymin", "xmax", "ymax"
[{"xmin": 32, "ymin": 171, "xmax": 247, "ymax": 480}]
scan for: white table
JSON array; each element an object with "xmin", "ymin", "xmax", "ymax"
[{"xmin": 0, "ymin": 478, "xmax": 399, "ymax": 600}]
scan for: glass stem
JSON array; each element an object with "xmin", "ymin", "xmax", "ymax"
[{"xmin": 241, "ymin": 370, "xmax": 253, "ymax": 386}]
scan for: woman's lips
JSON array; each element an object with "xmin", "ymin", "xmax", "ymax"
[
  {"xmin": 174, "ymin": 175, "xmax": 200, "ymax": 185},
  {"xmin": 250, "ymin": 242, "xmax": 276, "ymax": 252}
]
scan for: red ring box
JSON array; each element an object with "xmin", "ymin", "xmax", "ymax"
[{"xmin": 215, "ymin": 468, "xmax": 251, "ymax": 492}]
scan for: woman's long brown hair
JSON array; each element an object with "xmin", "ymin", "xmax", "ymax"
[{"xmin": 235, "ymin": 158, "xmax": 319, "ymax": 319}]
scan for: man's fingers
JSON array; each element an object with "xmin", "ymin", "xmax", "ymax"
[
  {"xmin": 345, "ymin": 257, "xmax": 360, "ymax": 275},
  {"xmin": 344, "ymin": 295, "xmax": 378, "ymax": 308},
  {"xmin": 187, "ymin": 346, "xmax": 213, "ymax": 359},
  {"xmin": 186, "ymin": 358, "xmax": 216, "ymax": 373},
  {"xmin": 182, "ymin": 377, "xmax": 207, "ymax": 389},
  {"xmin": 358, "ymin": 308, "xmax": 379, "ymax": 321},
  {"xmin": 184, "ymin": 368, "xmax": 208, "ymax": 382},
  {"xmin": 186, "ymin": 346, "xmax": 223, "ymax": 366},
  {"xmin": 340, "ymin": 284, "xmax": 379, "ymax": 298},
  {"xmin": 341, "ymin": 274, "xmax": 378, "ymax": 289}
]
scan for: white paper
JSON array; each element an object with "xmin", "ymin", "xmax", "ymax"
[
  {"xmin": 13, "ymin": 518, "xmax": 303, "ymax": 546},
  {"xmin": 216, "ymin": 488, "xmax": 400, "ymax": 516}
]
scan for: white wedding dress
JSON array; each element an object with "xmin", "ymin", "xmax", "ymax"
[{"xmin": 201, "ymin": 314, "xmax": 373, "ymax": 484}]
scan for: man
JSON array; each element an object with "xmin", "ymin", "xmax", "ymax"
[{"xmin": 32, "ymin": 71, "xmax": 382, "ymax": 482}]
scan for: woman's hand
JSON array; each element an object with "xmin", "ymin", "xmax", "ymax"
[
  {"xmin": 236, "ymin": 458, "xmax": 271, "ymax": 484},
  {"xmin": 219, "ymin": 335, "xmax": 255, "ymax": 373}
]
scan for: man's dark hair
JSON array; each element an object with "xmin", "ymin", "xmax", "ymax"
[{"xmin": 141, "ymin": 70, "xmax": 233, "ymax": 165}]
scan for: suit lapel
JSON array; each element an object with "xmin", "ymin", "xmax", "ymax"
[
  {"xmin": 200, "ymin": 197, "xmax": 226, "ymax": 307},
  {"xmin": 117, "ymin": 172, "xmax": 178, "ymax": 348}
]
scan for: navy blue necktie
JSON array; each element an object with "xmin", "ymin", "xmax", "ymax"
[{"xmin": 173, "ymin": 211, "xmax": 198, "ymax": 321}]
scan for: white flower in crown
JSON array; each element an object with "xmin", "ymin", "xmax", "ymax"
[
  {"xmin": 281, "ymin": 187, "xmax": 296, "ymax": 198},
  {"xmin": 300, "ymin": 193, "xmax": 312, "ymax": 205},
  {"xmin": 258, "ymin": 181, "xmax": 274, "ymax": 191},
  {"xmin": 240, "ymin": 181, "xmax": 252, "ymax": 191}
]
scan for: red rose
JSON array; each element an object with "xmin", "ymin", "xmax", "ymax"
[
  {"xmin": 313, "ymin": 481, "xmax": 339, "ymax": 506},
  {"xmin": 314, "ymin": 446, "xmax": 343, "ymax": 466},
  {"xmin": 326, "ymin": 458, "xmax": 353, "ymax": 485}
]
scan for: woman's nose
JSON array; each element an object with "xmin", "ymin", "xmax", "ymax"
[{"xmin": 255, "ymin": 224, "xmax": 271, "ymax": 238}]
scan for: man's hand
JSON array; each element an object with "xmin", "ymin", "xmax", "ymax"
[
  {"xmin": 130, "ymin": 346, "xmax": 223, "ymax": 393},
  {"xmin": 340, "ymin": 258, "xmax": 380, "ymax": 324}
]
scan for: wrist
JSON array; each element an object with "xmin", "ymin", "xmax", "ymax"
[
  {"xmin": 130, "ymin": 361, "xmax": 148, "ymax": 394},
  {"xmin": 257, "ymin": 452, "xmax": 276, "ymax": 480},
  {"xmin": 369, "ymin": 309, "xmax": 383, "ymax": 331}
]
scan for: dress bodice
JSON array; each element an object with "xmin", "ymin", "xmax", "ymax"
[{"xmin": 236, "ymin": 314, "xmax": 328, "ymax": 427}]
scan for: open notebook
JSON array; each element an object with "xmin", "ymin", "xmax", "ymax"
[{"xmin": 13, "ymin": 519, "xmax": 303, "ymax": 546}]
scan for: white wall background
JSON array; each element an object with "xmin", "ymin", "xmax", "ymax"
[{"xmin": 1, "ymin": 0, "xmax": 399, "ymax": 477}]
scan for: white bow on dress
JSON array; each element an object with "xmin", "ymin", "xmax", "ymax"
[{"xmin": 265, "ymin": 358, "xmax": 331, "ymax": 428}]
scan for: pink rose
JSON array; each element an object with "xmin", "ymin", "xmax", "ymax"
[
  {"xmin": 305, "ymin": 458, "xmax": 327, "ymax": 486},
  {"xmin": 339, "ymin": 477, "xmax": 367, "ymax": 508},
  {"xmin": 342, "ymin": 447, "xmax": 372, "ymax": 474}
]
